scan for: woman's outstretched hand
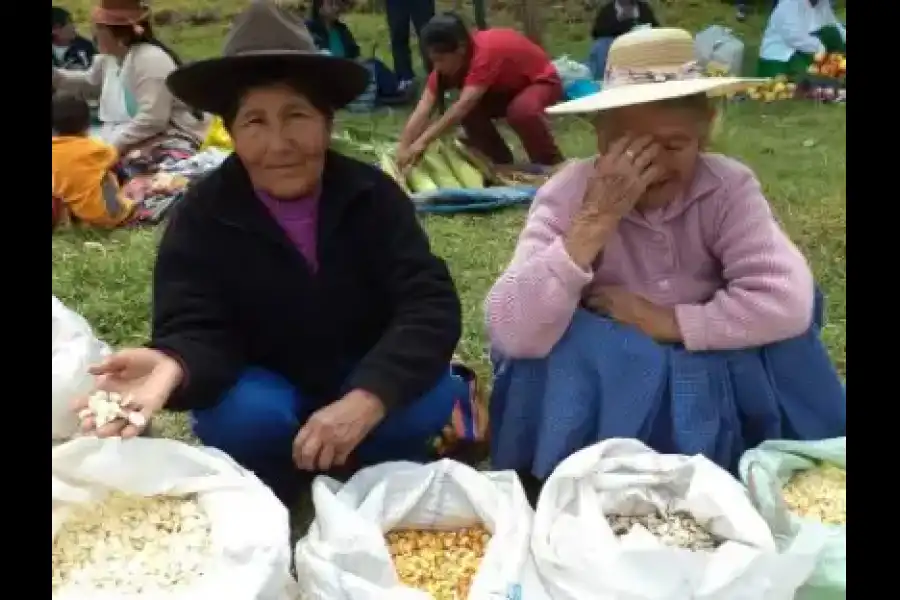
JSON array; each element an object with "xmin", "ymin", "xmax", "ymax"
[
  {"xmin": 395, "ymin": 139, "xmax": 427, "ymax": 173},
  {"xmin": 72, "ymin": 348, "xmax": 184, "ymax": 439},
  {"xmin": 293, "ymin": 389, "xmax": 386, "ymax": 471}
]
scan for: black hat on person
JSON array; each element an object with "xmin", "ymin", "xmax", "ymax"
[{"xmin": 166, "ymin": 0, "xmax": 370, "ymax": 115}]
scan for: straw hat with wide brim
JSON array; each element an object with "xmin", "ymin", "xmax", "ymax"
[
  {"xmin": 166, "ymin": 0, "xmax": 370, "ymax": 115},
  {"xmin": 547, "ymin": 27, "xmax": 767, "ymax": 115}
]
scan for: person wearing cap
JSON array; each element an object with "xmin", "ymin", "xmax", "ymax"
[
  {"xmin": 52, "ymin": 6, "xmax": 97, "ymax": 71},
  {"xmin": 72, "ymin": 0, "xmax": 464, "ymax": 507},
  {"xmin": 757, "ymin": 0, "xmax": 845, "ymax": 78},
  {"xmin": 51, "ymin": 0, "xmax": 207, "ymax": 157},
  {"xmin": 396, "ymin": 13, "xmax": 564, "ymax": 171},
  {"xmin": 484, "ymin": 28, "xmax": 845, "ymax": 502}
]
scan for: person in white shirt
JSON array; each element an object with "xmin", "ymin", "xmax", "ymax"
[{"xmin": 757, "ymin": 0, "xmax": 845, "ymax": 77}]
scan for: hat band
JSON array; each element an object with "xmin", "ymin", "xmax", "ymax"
[
  {"xmin": 92, "ymin": 6, "xmax": 150, "ymax": 27},
  {"xmin": 604, "ymin": 60, "xmax": 704, "ymax": 88}
]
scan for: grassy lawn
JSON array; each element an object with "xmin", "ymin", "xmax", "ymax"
[{"xmin": 53, "ymin": 0, "xmax": 846, "ymax": 446}]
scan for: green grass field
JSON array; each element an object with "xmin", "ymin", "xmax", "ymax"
[{"xmin": 52, "ymin": 0, "xmax": 846, "ymax": 445}]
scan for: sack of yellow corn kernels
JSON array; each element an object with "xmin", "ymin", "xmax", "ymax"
[
  {"xmin": 52, "ymin": 437, "xmax": 296, "ymax": 600},
  {"xmin": 739, "ymin": 437, "xmax": 846, "ymax": 600},
  {"xmin": 531, "ymin": 438, "xmax": 825, "ymax": 600},
  {"xmin": 294, "ymin": 459, "xmax": 540, "ymax": 600}
]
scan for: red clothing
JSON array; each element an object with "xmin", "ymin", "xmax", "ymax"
[
  {"xmin": 462, "ymin": 82, "xmax": 564, "ymax": 166},
  {"xmin": 426, "ymin": 29, "xmax": 559, "ymax": 95}
]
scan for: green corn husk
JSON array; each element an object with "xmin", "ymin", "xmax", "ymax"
[
  {"xmin": 407, "ymin": 165, "xmax": 439, "ymax": 194},
  {"xmin": 421, "ymin": 148, "xmax": 463, "ymax": 189},
  {"xmin": 437, "ymin": 140, "xmax": 484, "ymax": 189}
]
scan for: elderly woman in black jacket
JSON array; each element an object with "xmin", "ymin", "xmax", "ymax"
[{"xmin": 74, "ymin": 0, "xmax": 463, "ymax": 506}]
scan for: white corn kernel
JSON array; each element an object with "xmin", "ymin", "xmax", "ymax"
[{"xmin": 52, "ymin": 491, "xmax": 212, "ymax": 596}]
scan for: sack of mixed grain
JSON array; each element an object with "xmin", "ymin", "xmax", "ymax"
[{"xmin": 532, "ymin": 438, "xmax": 824, "ymax": 600}]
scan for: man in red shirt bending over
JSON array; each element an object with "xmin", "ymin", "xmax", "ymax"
[{"xmin": 396, "ymin": 13, "xmax": 564, "ymax": 170}]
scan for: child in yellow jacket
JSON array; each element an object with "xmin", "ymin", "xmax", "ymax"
[{"xmin": 52, "ymin": 93, "xmax": 135, "ymax": 229}]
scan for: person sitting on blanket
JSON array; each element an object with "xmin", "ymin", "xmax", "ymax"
[
  {"xmin": 52, "ymin": 92, "xmax": 135, "ymax": 229},
  {"xmin": 484, "ymin": 28, "xmax": 846, "ymax": 503},
  {"xmin": 396, "ymin": 12, "xmax": 565, "ymax": 171},
  {"xmin": 306, "ymin": 0, "xmax": 405, "ymax": 104},
  {"xmin": 52, "ymin": 6, "xmax": 97, "ymax": 71},
  {"xmin": 588, "ymin": 0, "xmax": 659, "ymax": 80},
  {"xmin": 757, "ymin": 0, "xmax": 845, "ymax": 78},
  {"xmin": 71, "ymin": 1, "xmax": 466, "ymax": 508},
  {"xmin": 51, "ymin": 0, "xmax": 207, "ymax": 162}
]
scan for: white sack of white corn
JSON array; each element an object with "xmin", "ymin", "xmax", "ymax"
[
  {"xmin": 52, "ymin": 437, "xmax": 295, "ymax": 600},
  {"xmin": 739, "ymin": 437, "xmax": 846, "ymax": 600},
  {"xmin": 532, "ymin": 438, "xmax": 825, "ymax": 600}
]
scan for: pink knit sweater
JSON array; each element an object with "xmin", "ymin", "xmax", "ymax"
[{"xmin": 485, "ymin": 154, "xmax": 814, "ymax": 358}]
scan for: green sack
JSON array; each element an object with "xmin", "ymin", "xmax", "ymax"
[{"xmin": 739, "ymin": 438, "xmax": 846, "ymax": 600}]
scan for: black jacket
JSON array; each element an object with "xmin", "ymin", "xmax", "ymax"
[
  {"xmin": 150, "ymin": 151, "xmax": 461, "ymax": 413},
  {"xmin": 591, "ymin": 1, "xmax": 659, "ymax": 39},
  {"xmin": 306, "ymin": 18, "xmax": 361, "ymax": 60},
  {"xmin": 51, "ymin": 35, "xmax": 96, "ymax": 70}
]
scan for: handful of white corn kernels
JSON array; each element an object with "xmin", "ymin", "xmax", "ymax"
[
  {"xmin": 52, "ymin": 491, "xmax": 212, "ymax": 596},
  {"xmin": 385, "ymin": 525, "xmax": 491, "ymax": 600},
  {"xmin": 782, "ymin": 463, "xmax": 846, "ymax": 525},
  {"xmin": 78, "ymin": 389, "xmax": 147, "ymax": 430}
]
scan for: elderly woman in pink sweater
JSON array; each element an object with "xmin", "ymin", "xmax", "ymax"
[{"xmin": 484, "ymin": 28, "xmax": 845, "ymax": 501}]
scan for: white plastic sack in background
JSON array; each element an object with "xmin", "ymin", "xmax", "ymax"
[
  {"xmin": 695, "ymin": 26, "xmax": 745, "ymax": 76},
  {"xmin": 294, "ymin": 459, "xmax": 536, "ymax": 600},
  {"xmin": 52, "ymin": 296, "xmax": 111, "ymax": 442},
  {"xmin": 552, "ymin": 55, "xmax": 593, "ymax": 84},
  {"xmin": 52, "ymin": 437, "xmax": 294, "ymax": 600},
  {"xmin": 531, "ymin": 438, "xmax": 824, "ymax": 600}
]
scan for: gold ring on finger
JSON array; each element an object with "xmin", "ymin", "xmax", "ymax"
[{"xmin": 625, "ymin": 150, "xmax": 635, "ymax": 161}]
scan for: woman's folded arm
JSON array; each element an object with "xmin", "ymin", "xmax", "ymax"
[
  {"xmin": 485, "ymin": 193, "xmax": 593, "ymax": 359},
  {"xmin": 675, "ymin": 170, "xmax": 814, "ymax": 352}
]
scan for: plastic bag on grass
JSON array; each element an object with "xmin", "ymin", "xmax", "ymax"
[
  {"xmin": 532, "ymin": 438, "xmax": 823, "ymax": 600},
  {"xmin": 294, "ymin": 459, "xmax": 534, "ymax": 600},
  {"xmin": 739, "ymin": 438, "xmax": 846, "ymax": 600},
  {"xmin": 52, "ymin": 296, "xmax": 111, "ymax": 442},
  {"xmin": 52, "ymin": 437, "xmax": 295, "ymax": 600}
]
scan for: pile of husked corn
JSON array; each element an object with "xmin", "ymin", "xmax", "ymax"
[
  {"xmin": 782, "ymin": 463, "xmax": 846, "ymax": 525},
  {"xmin": 52, "ymin": 491, "xmax": 212, "ymax": 596},
  {"xmin": 386, "ymin": 525, "xmax": 491, "ymax": 600}
]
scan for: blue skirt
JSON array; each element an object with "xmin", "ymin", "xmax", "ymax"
[{"xmin": 489, "ymin": 295, "xmax": 846, "ymax": 479}]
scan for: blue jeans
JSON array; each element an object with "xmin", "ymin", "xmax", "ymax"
[
  {"xmin": 588, "ymin": 37, "xmax": 616, "ymax": 80},
  {"xmin": 192, "ymin": 367, "xmax": 463, "ymax": 505}
]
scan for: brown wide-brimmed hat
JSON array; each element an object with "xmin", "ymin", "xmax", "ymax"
[
  {"xmin": 91, "ymin": 0, "xmax": 150, "ymax": 27},
  {"xmin": 166, "ymin": 0, "xmax": 370, "ymax": 115}
]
